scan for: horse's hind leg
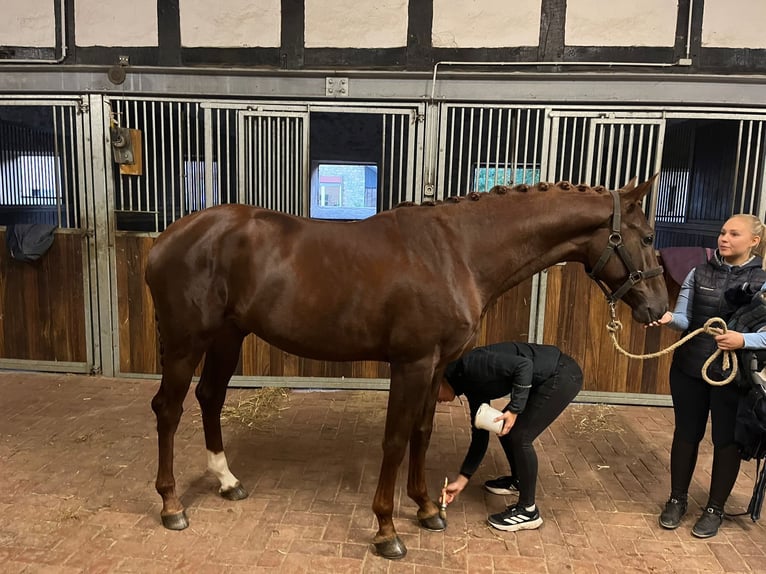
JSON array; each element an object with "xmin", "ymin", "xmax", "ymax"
[
  {"xmin": 152, "ymin": 351, "xmax": 203, "ymax": 530},
  {"xmin": 195, "ymin": 327, "xmax": 247, "ymax": 501}
]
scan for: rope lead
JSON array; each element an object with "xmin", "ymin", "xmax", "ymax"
[{"xmin": 608, "ymin": 315, "xmax": 737, "ymax": 387}]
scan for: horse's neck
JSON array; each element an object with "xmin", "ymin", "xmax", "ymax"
[{"xmin": 461, "ymin": 192, "xmax": 609, "ymax": 302}]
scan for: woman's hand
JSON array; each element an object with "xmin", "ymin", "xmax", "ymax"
[
  {"xmin": 715, "ymin": 330, "xmax": 745, "ymax": 351},
  {"xmin": 496, "ymin": 411, "xmax": 518, "ymax": 436},
  {"xmin": 646, "ymin": 311, "xmax": 673, "ymax": 328},
  {"xmin": 442, "ymin": 474, "xmax": 469, "ymax": 505}
]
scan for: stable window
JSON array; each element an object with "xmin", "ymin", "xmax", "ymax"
[
  {"xmin": 310, "ymin": 162, "xmax": 378, "ymax": 220},
  {"xmin": 471, "ymin": 165, "xmax": 541, "ymax": 192}
]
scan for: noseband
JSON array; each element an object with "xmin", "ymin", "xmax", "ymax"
[{"xmin": 587, "ymin": 190, "xmax": 664, "ymax": 306}]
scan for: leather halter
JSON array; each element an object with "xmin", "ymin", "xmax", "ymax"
[{"xmin": 587, "ymin": 190, "xmax": 664, "ymax": 305}]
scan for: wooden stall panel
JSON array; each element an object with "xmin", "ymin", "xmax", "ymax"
[
  {"xmin": 0, "ymin": 230, "xmax": 87, "ymax": 362},
  {"xmin": 116, "ymin": 234, "xmax": 162, "ymax": 374},
  {"xmin": 542, "ymin": 263, "xmax": 677, "ymax": 395}
]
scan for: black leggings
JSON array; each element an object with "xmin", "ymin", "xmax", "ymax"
[
  {"xmin": 669, "ymin": 363, "xmax": 742, "ymax": 510},
  {"xmin": 499, "ymin": 355, "xmax": 583, "ymax": 507}
]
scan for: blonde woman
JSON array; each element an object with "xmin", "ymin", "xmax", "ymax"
[{"xmin": 650, "ymin": 214, "xmax": 766, "ymax": 537}]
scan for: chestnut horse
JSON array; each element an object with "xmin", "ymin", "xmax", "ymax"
[{"xmin": 145, "ymin": 178, "xmax": 667, "ymax": 559}]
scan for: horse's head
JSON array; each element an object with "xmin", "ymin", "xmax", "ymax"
[{"xmin": 585, "ymin": 176, "xmax": 668, "ymax": 324}]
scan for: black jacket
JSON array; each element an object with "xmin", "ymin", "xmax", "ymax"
[
  {"xmin": 444, "ymin": 342, "xmax": 562, "ymax": 478},
  {"xmin": 444, "ymin": 342, "xmax": 561, "ymax": 414}
]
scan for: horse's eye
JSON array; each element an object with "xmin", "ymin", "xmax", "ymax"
[{"xmin": 642, "ymin": 234, "xmax": 654, "ymax": 246}]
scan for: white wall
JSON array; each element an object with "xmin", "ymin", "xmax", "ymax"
[
  {"xmin": 565, "ymin": 0, "xmax": 677, "ymax": 47},
  {"xmin": 180, "ymin": 0, "xmax": 281, "ymax": 47},
  {"xmin": 304, "ymin": 0, "xmax": 408, "ymax": 48},
  {"xmin": 2, "ymin": 0, "xmax": 766, "ymax": 52},
  {"xmin": 75, "ymin": 0, "xmax": 157, "ymax": 46},
  {"xmin": 702, "ymin": 0, "xmax": 766, "ymax": 48},
  {"xmin": 0, "ymin": 0, "xmax": 56, "ymax": 47},
  {"xmin": 432, "ymin": 0, "xmax": 541, "ymax": 48}
]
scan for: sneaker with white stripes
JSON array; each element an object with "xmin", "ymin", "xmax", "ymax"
[
  {"xmin": 484, "ymin": 475, "xmax": 520, "ymax": 495},
  {"xmin": 487, "ymin": 504, "xmax": 543, "ymax": 532}
]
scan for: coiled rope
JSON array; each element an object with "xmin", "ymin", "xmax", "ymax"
[{"xmin": 607, "ymin": 308, "xmax": 737, "ymax": 387}]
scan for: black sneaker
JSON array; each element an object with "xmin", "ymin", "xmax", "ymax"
[
  {"xmin": 659, "ymin": 497, "xmax": 688, "ymax": 529},
  {"xmin": 692, "ymin": 507, "xmax": 724, "ymax": 538},
  {"xmin": 484, "ymin": 475, "xmax": 520, "ymax": 495},
  {"xmin": 487, "ymin": 504, "xmax": 543, "ymax": 531}
]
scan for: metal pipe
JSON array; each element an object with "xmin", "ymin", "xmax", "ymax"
[{"xmin": 430, "ymin": 59, "xmax": 689, "ymax": 102}]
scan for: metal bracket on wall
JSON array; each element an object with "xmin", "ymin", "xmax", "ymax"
[
  {"xmin": 325, "ymin": 77, "xmax": 349, "ymax": 97},
  {"xmin": 107, "ymin": 56, "xmax": 130, "ymax": 85}
]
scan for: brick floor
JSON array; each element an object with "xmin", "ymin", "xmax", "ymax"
[{"xmin": 0, "ymin": 372, "xmax": 764, "ymax": 573}]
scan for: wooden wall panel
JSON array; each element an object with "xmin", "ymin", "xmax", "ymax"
[
  {"xmin": 116, "ymin": 233, "xmax": 161, "ymax": 374},
  {"xmin": 542, "ymin": 263, "xmax": 676, "ymax": 396},
  {"xmin": 0, "ymin": 230, "xmax": 87, "ymax": 362}
]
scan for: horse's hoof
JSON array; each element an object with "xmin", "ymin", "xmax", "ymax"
[
  {"xmin": 161, "ymin": 511, "xmax": 189, "ymax": 530},
  {"xmin": 419, "ymin": 513, "xmax": 447, "ymax": 532},
  {"xmin": 220, "ymin": 483, "xmax": 248, "ymax": 501},
  {"xmin": 373, "ymin": 536, "xmax": 407, "ymax": 560}
]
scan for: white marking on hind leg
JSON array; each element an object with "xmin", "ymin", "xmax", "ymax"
[{"xmin": 207, "ymin": 450, "xmax": 240, "ymax": 492}]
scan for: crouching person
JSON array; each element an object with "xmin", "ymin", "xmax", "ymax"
[{"xmin": 438, "ymin": 342, "xmax": 582, "ymax": 531}]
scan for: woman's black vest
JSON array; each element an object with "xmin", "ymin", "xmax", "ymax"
[{"xmin": 673, "ymin": 253, "xmax": 766, "ymax": 378}]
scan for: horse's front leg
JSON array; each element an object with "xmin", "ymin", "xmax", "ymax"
[
  {"xmin": 372, "ymin": 360, "xmax": 433, "ymax": 560},
  {"xmin": 151, "ymin": 352, "xmax": 202, "ymax": 530},
  {"xmin": 195, "ymin": 330, "xmax": 248, "ymax": 501},
  {"xmin": 407, "ymin": 373, "xmax": 445, "ymax": 532}
]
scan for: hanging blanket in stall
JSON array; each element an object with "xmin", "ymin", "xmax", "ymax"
[
  {"xmin": 6, "ymin": 223, "xmax": 57, "ymax": 263},
  {"xmin": 659, "ymin": 246, "xmax": 715, "ymax": 285}
]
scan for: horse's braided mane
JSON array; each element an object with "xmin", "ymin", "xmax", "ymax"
[{"xmin": 393, "ymin": 181, "xmax": 607, "ymax": 209}]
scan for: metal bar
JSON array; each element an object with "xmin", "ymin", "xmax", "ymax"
[
  {"xmin": 381, "ymin": 113, "xmax": 389, "ymax": 208},
  {"xmin": 456, "ymin": 108, "xmax": 465, "ymax": 196},
  {"xmin": 648, "ymin": 121, "xmax": 667, "ymax": 225},
  {"xmin": 184, "ymin": 101, "xmax": 192, "ymax": 214},
  {"xmin": 491, "ymin": 108, "xmax": 501, "ymax": 187},
  {"xmin": 160, "ymin": 102, "xmax": 169, "ymax": 228},
  {"xmin": 204, "ymin": 107, "xmax": 213, "ymax": 209},
  {"xmin": 585, "ymin": 120, "xmax": 597, "ymax": 184},
  {"xmin": 614, "ymin": 124, "xmax": 625, "ymax": 187},
  {"xmin": 751, "ymin": 121, "xmax": 764, "ymax": 214},
  {"xmin": 502, "ymin": 108, "xmax": 512, "ymax": 183},
  {"xmin": 475, "ymin": 108, "xmax": 485, "ymax": 191},
  {"xmin": 484, "ymin": 107, "xmax": 493, "ymax": 189},
  {"xmin": 604, "ymin": 124, "xmax": 614, "ymax": 187},
  {"xmin": 443, "ymin": 105, "xmax": 454, "ymax": 197},
  {"xmin": 176, "ymin": 102, "xmax": 184, "ymax": 217},
  {"xmin": 152, "ymin": 102, "xmax": 160, "ymax": 231},
  {"xmin": 521, "ymin": 108, "xmax": 531, "ymax": 182},
  {"xmin": 141, "ymin": 100, "xmax": 149, "ymax": 214},
  {"xmin": 513, "ymin": 109, "xmax": 522, "ymax": 180},
  {"xmin": 741, "ymin": 120, "xmax": 755, "ymax": 214},
  {"xmin": 397, "ymin": 114, "xmax": 405, "ymax": 202},
  {"xmin": 405, "ymin": 109, "xmax": 416, "ymax": 202},
  {"xmin": 645, "ymin": 124, "xmax": 655, "ymax": 183},
  {"xmin": 530, "ymin": 109, "xmax": 540, "ymax": 184}
]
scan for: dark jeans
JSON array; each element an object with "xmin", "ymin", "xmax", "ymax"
[{"xmin": 499, "ymin": 355, "xmax": 583, "ymax": 507}]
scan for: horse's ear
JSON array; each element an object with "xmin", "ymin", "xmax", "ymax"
[
  {"xmin": 623, "ymin": 173, "xmax": 659, "ymax": 202},
  {"xmin": 623, "ymin": 176, "xmax": 638, "ymax": 191}
]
